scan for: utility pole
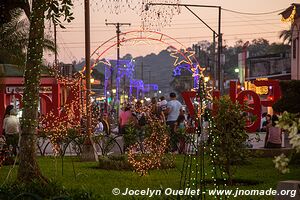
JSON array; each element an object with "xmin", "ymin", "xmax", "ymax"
[
  {"xmin": 82, "ymin": 0, "xmax": 98, "ymax": 162},
  {"xmin": 218, "ymin": 7, "xmax": 223, "ymax": 94},
  {"xmin": 53, "ymin": 20, "xmax": 58, "ymax": 69},
  {"xmin": 213, "ymin": 32, "xmax": 216, "ymax": 89},
  {"xmin": 105, "ymin": 22, "xmax": 131, "ymax": 101}
]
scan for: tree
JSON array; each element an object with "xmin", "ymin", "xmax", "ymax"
[
  {"xmin": 279, "ymin": 28, "xmax": 292, "ymax": 44},
  {"xmin": 0, "ymin": 0, "xmax": 30, "ymax": 25},
  {"xmin": 273, "ymin": 80, "xmax": 300, "ymax": 114},
  {"xmin": 0, "ymin": 9, "xmax": 27, "ymax": 65},
  {"xmin": 10, "ymin": 0, "xmax": 74, "ymax": 183},
  {"xmin": 0, "ymin": 8, "xmax": 56, "ymax": 66}
]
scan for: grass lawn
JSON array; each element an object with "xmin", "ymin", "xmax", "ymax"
[{"xmin": 0, "ymin": 155, "xmax": 299, "ymax": 199}]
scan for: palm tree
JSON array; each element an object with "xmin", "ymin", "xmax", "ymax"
[
  {"xmin": 279, "ymin": 28, "xmax": 292, "ymax": 44},
  {"xmin": 0, "ymin": 8, "xmax": 56, "ymax": 66}
]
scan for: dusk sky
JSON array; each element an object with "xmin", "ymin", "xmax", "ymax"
[{"xmin": 46, "ymin": 0, "xmax": 299, "ymax": 64}]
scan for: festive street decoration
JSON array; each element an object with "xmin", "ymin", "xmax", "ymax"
[
  {"xmin": 102, "ymin": 59, "xmax": 135, "ymax": 100},
  {"xmin": 170, "ymin": 49, "xmax": 195, "ymax": 67},
  {"xmin": 143, "ymin": 84, "xmax": 158, "ymax": 92},
  {"xmin": 281, "ymin": 5, "xmax": 297, "ymax": 23},
  {"xmin": 129, "ymin": 79, "xmax": 145, "ymax": 100},
  {"xmin": 76, "ymin": 0, "xmax": 181, "ymax": 30},
  {"xmin": 84, "ymin": 27, "xmax": 225, "ymax": 198},
  {"xmin": 127, "ymin": 105, "xmax": 169, "ymax": 175},
  {"xmin": 40, "ymin": 77, "xmax": 82, "ymax": 155},
  {"xmin": 173, "ymin": 63, "xmax": 200, "ymax": 89},
  {"xmin": 179, "ymin": 66, "xmax": 227, "ymax": 199},
  {"xmin": 139, "ymin": 0, "xmax": 181, "ymax": 30},
  {"xmin": 80, "ymin": 30, "xmax": 194, "ymax": 74}
]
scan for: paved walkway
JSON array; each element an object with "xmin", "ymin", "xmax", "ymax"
[{"xmin": 35, "ymin": 132, "xmax": 292, "ymax": 156}]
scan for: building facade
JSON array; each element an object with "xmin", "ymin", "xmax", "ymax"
[{"xmin": 281, "ymin": 3, "xmax": 300, "ymax": 80}]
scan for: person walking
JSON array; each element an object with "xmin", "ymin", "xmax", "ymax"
[
  {"xmin": 166, "ymin": 92, "xmax": 182, "ymax": 152},
  {"xmin": 3, "ymin": 109, "xmax": 20, "ymax": 156},
  {"xmin": 150, "ymin": 97, "xmax": 165, "ymax": 122},
  {"xmin": 2, "ymin": 105, "xmax": 14, "ymax": 136},
  {"xmin": 265, "ymin": 115, "xmax": 282, "ymax": 148},
  {"xmin": 119, "ymin": 104, "xmax": 134, "ymax": 151}
]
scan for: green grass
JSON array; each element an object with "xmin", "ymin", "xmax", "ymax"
[{"xmin": 0, "ymin": 156, "xmax": 299, "ymax": 199}]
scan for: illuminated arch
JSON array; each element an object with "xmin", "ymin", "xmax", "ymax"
[{"xmin": 80, "ymin": 30, "xmax": 204, "ymax": 77}]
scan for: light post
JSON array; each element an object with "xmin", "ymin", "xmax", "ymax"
[{"xmin": 147, "ymin": 3, "xmax": 222, "ymax": 93}]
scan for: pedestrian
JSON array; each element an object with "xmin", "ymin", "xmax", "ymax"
[
  {"xmin": 265, "ymin": 115, "xmax": 282, "ymax": 148},
  {"xmin": 2, "ymin": 105, "xmax": 14, "ymax": 136},
  {"xmin": 175, "ymin": 113, "xmax": 187, "ymax": 153},
  {"xmin": 262, "ymin": 114, "xmax": 271, "ymax": 132},
  {"xmin": 94, "ymin": 117, "xmax": 104, "ymax": 136},
  {"xmin": 119, "ymin": 104, "xmax": 134, "ymax": 134},
  {"xmin": 159, "ymin": 96, "xmax": 168, "ymax": 111},
  {"xmin": 260, "ymin": 112, "xmax": 267, "ymax": 132},
  {"xmin": 150, "ymin": 97, "xmax": 165, "ymax": 122},
  {"xmin": 166, "ymin": 92, "xmax": 183, "ymax": 152},
  {"xmin": 133, "ymin": 100, "xmax": 146, "ymax": 127},
  {"xmin": 3, "ymin": 109, "xmax": 20, "ymax": 156},
  {"xmin": 119, "ymin": 104, "xmax": 135, "ymax": 151}
]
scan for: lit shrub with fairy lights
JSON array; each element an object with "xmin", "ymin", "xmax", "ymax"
[
  {"xmin": 209, "ymin": 96, "xmax": 250, "ymax": 185},
  {"xmin": 40, "ymin": 101, "xmax": 83, "ymax": 156},
  {"xmin": 127, "ymin": 113, "xmax": 173, "ymax": 175}
]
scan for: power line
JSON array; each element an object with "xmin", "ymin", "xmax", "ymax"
[
  {"xmin": 222, "ymin": 7, "xmax": 285, "ymax": 15},
  {"xmin": 61, "ymin": 17, "xmax": 283, "ymax": 29},
  {"xmin": 57, "ymin": 21, "xmax": 286, "ymax": 33},
  {"xmin": 57, "ymin": 30, "xmax": 283, "ymax": 45}
]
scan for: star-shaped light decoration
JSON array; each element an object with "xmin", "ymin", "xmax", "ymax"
[{"xmin": 170, "ymin": 49, "xmax": 195, "ymax": 67}]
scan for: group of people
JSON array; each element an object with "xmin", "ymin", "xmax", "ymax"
[
  {"xmin": 1, "ymin": 105, "xmax": 20, "ymax": 156},
  {"xmin": 261, "ymin": 113, "xmax": 283, "ymax": 148},
  {"xmin": 118, "ymin": 92, "xmax": 188, "ymax": 152}
]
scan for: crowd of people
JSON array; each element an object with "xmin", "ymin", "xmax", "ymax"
[
  {"xmin": 118, "ymin": 92, "xmax": 192, "ymax": 152},
  {"xmin": 0, "ymin": 93, "xmax": 287, "ymax": 157}
]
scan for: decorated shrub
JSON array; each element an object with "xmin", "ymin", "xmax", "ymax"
[{"xmin": 209, "ymin": 96, "xmax": 250, "ymax": 185}]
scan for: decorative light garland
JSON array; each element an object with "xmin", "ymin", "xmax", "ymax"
[
  {"xmin": 179, "ymin": 62, "xmax": 227, "ymax": 199},
  {"xmin": 74, "ymin": 0, "xmax": 181, "ymax": 30},
  {"xmin": 281, "ymin": 5, "xmax": 297, "ymax": 23}
]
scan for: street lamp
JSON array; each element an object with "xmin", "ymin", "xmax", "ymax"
[
  {"xmin": 90, "ymin": 78, "xmax": 95, "ymax": 84},
  {"xmin": 235, "ymin": 68, "xmax": 240, "ymax": 73},
  {"xmin": 147, "ymin": 2, "xmax": 222, "ymax": 93}
]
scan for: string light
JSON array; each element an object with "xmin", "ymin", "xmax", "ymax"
[
  {"xmin": 178, "ymin": 54, "xmax": 227, "ymax": 199},
  {"xmin": 73, "ymin": 0, "xmax": 181, "ymax": 30},
  {"xmin": 127, "ymin": 104, "xmax": 170, "ymax": 175},
  {"xmin": 281, "ymin": 5, "xmax": 297, "ymax": 23}
]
